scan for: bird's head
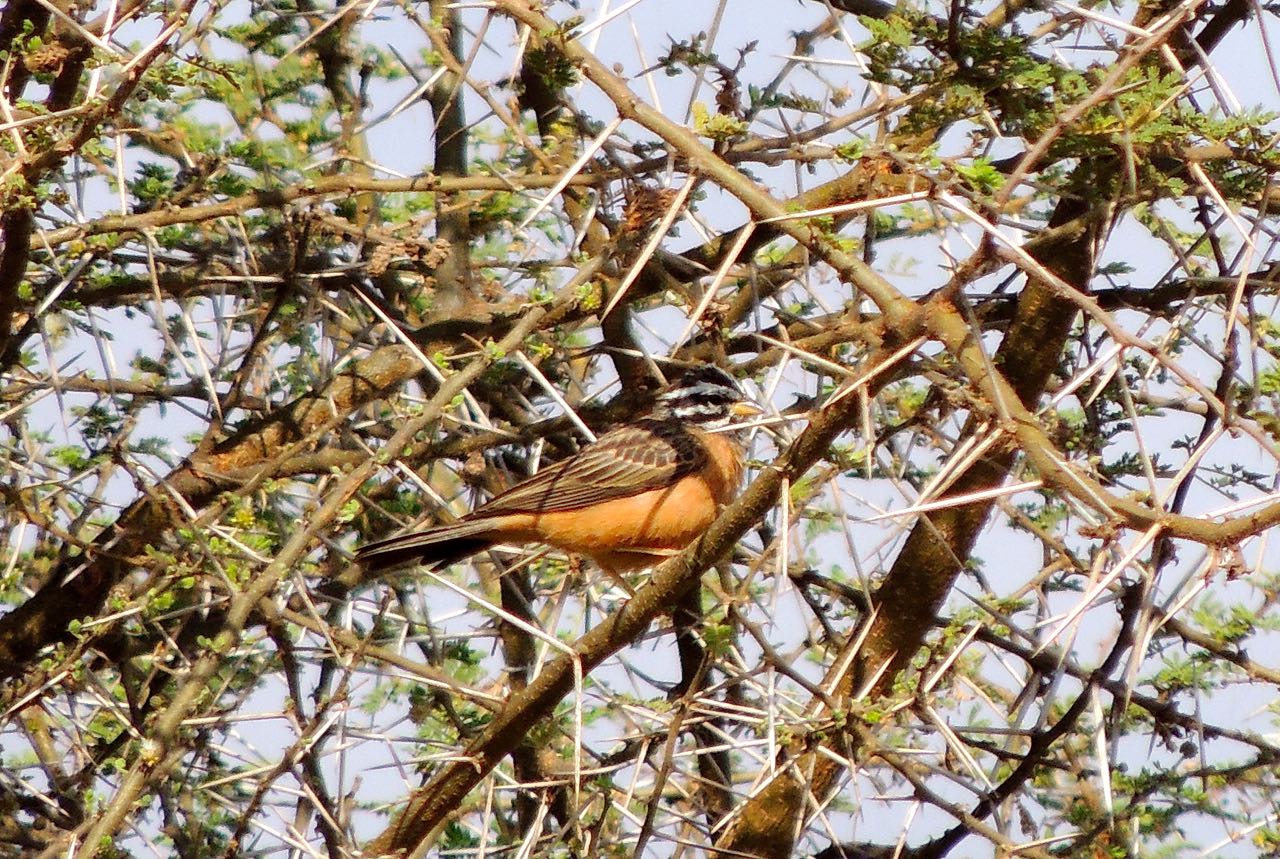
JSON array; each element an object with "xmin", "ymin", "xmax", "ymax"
[{"xmin": 650, "ymin": 365, "xmax": 762, "ymax": 428}]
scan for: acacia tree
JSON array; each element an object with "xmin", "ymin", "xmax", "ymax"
[{"xmin": 3, "ymin": 0, "xmax": 1280, "ymax": 855}]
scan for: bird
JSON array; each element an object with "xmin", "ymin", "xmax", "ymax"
[{"xmin": 354, "ymin": 365, "xmax": 761, "ymax": 582}]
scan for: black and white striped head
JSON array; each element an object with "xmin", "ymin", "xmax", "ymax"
[{"xmin": 650, "ymin": 366, "xmax": 760, "ymax": 427}]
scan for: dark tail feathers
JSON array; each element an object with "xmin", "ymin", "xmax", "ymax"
[{"xmin": 355, "ymin": 519, "xmax": 498, "ymax": 573}]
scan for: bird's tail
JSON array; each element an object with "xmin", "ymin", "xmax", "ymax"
[{"xmin": 354, "ymin": 519, "xmax": 500, "ymax": 573}]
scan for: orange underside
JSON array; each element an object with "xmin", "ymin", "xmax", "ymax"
[{"xmin": 492, "ymin": 431, "xmax": 743, "ymax": 574}]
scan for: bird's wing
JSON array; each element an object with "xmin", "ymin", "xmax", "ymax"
[{"xmin": 471, "ymin": 421, "xmax": 705, "ymax": 517}]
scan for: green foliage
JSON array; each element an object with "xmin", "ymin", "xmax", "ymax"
[
  {"xmin": 953, "ymin": 157, "xmax": 1002, "ymax": 195},
  {"xmin": 525, "ymin": 44, "xmax": 579, "ymax": 91},
  {"xmin": 657, "ymin": 33, "xmax": 719, "ymax": 76},
  {"xmin": 126, "ymin": 162, "xmax": 175, "ymax": 209},
  {"xmin": 692, "ymin": 101, "xmax": 748, "ymax": 140}
]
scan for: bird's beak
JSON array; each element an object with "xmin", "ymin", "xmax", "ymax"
[{"xmin": 731, "ymin": 402, "xmax": 765, "ymax": 418}]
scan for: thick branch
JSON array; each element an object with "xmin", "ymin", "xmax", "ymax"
[
  {"xmin": 0, "ymin": 345, "xmax": 421, "ymax": 678},
  {"xmin": 362, "ymin": 334, "xmax": 907, "ymax": 855}
]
